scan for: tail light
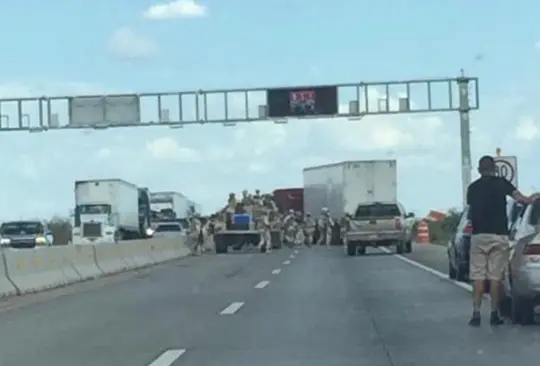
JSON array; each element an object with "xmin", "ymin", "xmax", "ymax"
[
  {"xmin": 463, "ymin": 221, "xmax": 473, "ymax": 234},
  {"xmin": 395, "ymin": 218, "xmax": 403, "ymax": 230},
  {"xmin": 522, "ymin": 244, "xmax": 540, "ymax": 255}
]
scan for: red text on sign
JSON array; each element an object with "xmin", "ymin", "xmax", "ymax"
[{"xmin": 290, "ymin": 90, "xmax": 315, "ymax": 102}]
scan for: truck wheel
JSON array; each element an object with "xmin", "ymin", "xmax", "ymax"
[
  {"xmin": 346, "ymin": 243, "xmax": 356, "ymax": 256},
  {"xmin": 357, "ymin": 246, "xmax": 366, "ymax": 255},
  {"xmin": 215, "ymin": 236, "xmax": 228, "ymax": 254},
  {"xmin": 404, "ymin": 241, "xmax": 412, "ymax": 253},
  {"xmin": 396, "ymin": 241, "xmax": 405, "ymax": 254}
]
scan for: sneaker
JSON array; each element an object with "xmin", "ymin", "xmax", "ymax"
[
  {"xmin": 490, "ymin": 311, "xmax": 504, "ymax": 326},
  {"xmin": 468, "ymin": 311, "xmax": 481, "ymax": 327}
]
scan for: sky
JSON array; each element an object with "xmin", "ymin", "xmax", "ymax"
[{"xmin": 0, "ymin": 0, "xmax": 539, "ymax": 219}]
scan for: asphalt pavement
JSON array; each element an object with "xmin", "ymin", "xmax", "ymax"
[
  {"xmin": 0, "ymin": 244, "xmax": 540, "ymax": 366},
  {"xmin": 404, "ymin": 242, "xmax": 451, "ymax": 275}
]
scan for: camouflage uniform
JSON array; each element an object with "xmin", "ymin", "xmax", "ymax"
[
  {"xmin": 190, "ymin": 215, "xmax": 203, "ymax": 255},
  {"xmin": 304, "ymin": 213, "xmax": 316, "ymax": 247},
  {"xmin": 317, "ymin": 208, "xmax": 334, "ymax": 247}
]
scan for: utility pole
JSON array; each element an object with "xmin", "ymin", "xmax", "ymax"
[{"xmin": 0, "ymin": 73, "xmax": 479, "ymax": 205}]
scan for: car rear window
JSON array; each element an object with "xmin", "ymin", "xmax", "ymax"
[
  {"xmin": 354, "ymin": 203, "xmax": 400, "ymax": 219},
  {"xmin": 529, "ymin": 201, "xmax": 540, "ymax": 225}
]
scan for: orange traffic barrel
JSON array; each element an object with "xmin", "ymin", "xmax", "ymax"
[{"xmin": 416, "ymin": 220, "xmax": 430, "ymax": 244}]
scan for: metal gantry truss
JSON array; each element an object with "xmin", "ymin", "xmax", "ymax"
[{"xmin": 0, "ymin": 74, "xmax": 478, "ymax": 205}]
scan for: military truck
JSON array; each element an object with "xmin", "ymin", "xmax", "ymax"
[{"xmin": 213, "ymin": 202, "xmax": 262, "ymax": 253}]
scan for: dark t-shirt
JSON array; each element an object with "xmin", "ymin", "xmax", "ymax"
[{"xmin": 466, "ymin": 175, "xmax": 516, "ymax": 235}]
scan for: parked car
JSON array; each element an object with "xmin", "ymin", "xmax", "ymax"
[
  {"xmin": 447, "ymin": 206, "xmax": 472, "ymax": 282},
  {"xmin": 498, "ymin": 199, "xmax": 540, "ymax": 325}
]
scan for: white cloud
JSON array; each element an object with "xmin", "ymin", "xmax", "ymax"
[
  {"xmin": 107, "ymin": 27, "xmax": 156, "ymax": 60},
  {"xmin": 145, "ymin": 137, "xmax": 200, "ymax": 162},
  {"xmin": 514, "ymin": 116, "xmax": 538, "ymax": 141},
  {"xmin": 143, "ymin": 0, "xmax": 207, "ymax": 19}
]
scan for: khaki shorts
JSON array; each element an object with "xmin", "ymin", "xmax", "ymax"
[{"xmin": 469, "ymin": 234, "xmax": 510, "ymax": 281}]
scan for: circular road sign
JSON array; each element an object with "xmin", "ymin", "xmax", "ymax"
[{"xmin": 495, "ymin": 159, "xmax": 515, "ymax": 182}]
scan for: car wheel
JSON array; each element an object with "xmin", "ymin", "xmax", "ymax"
[
  {"xmin": 357, "ymin": 246, "xmax": 366, "ymax": 255},
  {"xmin": 511, "ymin": 295, "xmax": 535, "ymax": 325},
  {"xmin": 456, "ymin": 264, "xmax": 469, "ymax": 282},
  {"xmin": 448, "ymin": 260, "xmax": 457, "ymax": 280},
  {"xmin": 498, "ymin": 291, "xmax": 512, "ymax": 318}
]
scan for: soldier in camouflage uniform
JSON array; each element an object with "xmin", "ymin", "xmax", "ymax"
[
  {"xmin": 304, "ymin": 212, "xmax": 316, "ymax": 247},
  {"xmin": 190, "ymin": 213, "xmax": 203, "ymax": 255}
]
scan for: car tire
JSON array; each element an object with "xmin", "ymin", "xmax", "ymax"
[
  {"xmin": 498, "ymin": 294, "xmax": 512, "ymax": 318},
  {"xmin": 511, "ymin": 295, "xmax": 535, "ymax": 325},
  {"xmin": 357, "ymin": 246, "xmax": 366, "ymax": 255},
  {"xmin": 448, "ymin": 260, "xmax": 457, "ymax": 280},
  {"xmin": 346, "ymin": 243, "xmax": 356, "ymax": 256},
  {"xmin": 456, "ymin": 264, "xmax": 469, "ymax": 282},
  {"xmin": 396, "ymin": 241, "xmax": 405, "ymax": 254}
]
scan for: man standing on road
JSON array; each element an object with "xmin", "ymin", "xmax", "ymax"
[{"xmin": 467, "ymin": 155, "xmax": 538, "ymax": 326}]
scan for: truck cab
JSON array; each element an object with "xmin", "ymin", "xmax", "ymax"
[{"xmin": 72, "ymin": 203, "xmax": 117, "ymax": 244}]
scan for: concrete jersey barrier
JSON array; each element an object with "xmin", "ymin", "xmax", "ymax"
[
  {"xmin": 4, "ymin": 247, "xmax": 73, "ymax": 294},
  {"xmin": 1, "ymin": 236, "xmax": 191, "ymax": 296},
  {"xmin": 0, "ymin": 251, "xmax": 17, "ymax": 297}
]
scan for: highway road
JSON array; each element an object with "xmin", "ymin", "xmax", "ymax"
[{"xmin": 1, "ymin": 245, "xmax": 540, "ymax": 365}]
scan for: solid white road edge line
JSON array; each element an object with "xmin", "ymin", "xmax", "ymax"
[
  {"xmin": 272, "ymin": 269, "xmax": 281, "ymax": 274},
  {"xmin": 283, "ymin": 260, "xmax": 291, "ymax": 265},
  {"xmin": 255, "ymin": 280, "xmax": 270, "ymax": 289},
  {"xmin": 148, "ymin": 349, "xmax": 186, "ymax": 366},
  {"xmin": 379, "ymin": 247, "xmax": 473, "ymax": 292},
  {"xmin": 220, "ymin": 302, "xmax": 245, "ymax": 315}
]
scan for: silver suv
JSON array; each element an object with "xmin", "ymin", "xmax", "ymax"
[{"xmin": 499, "ymin": 199, "xmax": 540, "ymax": 325}]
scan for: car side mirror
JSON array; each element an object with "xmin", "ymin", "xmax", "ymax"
[{"xmin": 406, "ymin": 212, "xmax": 415, "ymax": 218}]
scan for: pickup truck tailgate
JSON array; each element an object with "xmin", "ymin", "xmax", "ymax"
[{"xmin": 349, "ymin": 217, "xmax": 398, "ymax": 233}]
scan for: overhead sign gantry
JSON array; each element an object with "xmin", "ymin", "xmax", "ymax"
[{"xmin": 0, "ymin": 73, "xmax": 479, "ymax": 205}]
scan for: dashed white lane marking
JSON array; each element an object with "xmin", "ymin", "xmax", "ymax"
[
  {"xmin": 148, "ymin": 349, "xmax": 186, "ymax": 366},
  {"xmin": 220, "ymin": 301, "xmax": 244, "ymax": 315},
  {"xmin": 255, "ymin": 280, "xmax": 270, "ymax": 289},
  {"xmin": 289, "ymin": 254, "xmax": 296, "ymax": 259},
  {"xmin": 272, "ymin": 269, "xmax": 281, "ymax": 274},
  {"xmin": 293, "ymin": 249, "xmax": 299, "ymax": 254},
  {"xmin": 379, "ymin": 247, "xmax": 473, "ymax": 292},
  {"xmin": 283, "ymin": 260, "xmax": 291, "ymax": 265}
]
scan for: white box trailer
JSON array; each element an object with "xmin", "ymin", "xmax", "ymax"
[
  {"xmin": 73, "ymin": 179, "xmax": 141, "ymax": 243},
  {"xmin": 150, "ymin": 191, "xmax": 190, "ymax": 220},
  {"xmin": 187, "ymin": 199, "xmax": 202, "ymax": 215},
  {"xmin": 303, "ymin": 160, "xmax": 397, "ymax": 218}
]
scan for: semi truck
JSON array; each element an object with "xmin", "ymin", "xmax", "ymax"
[
  {"xmin": 71, "ymin": 179, "xmax": 151, "ymax": 244},
  {"xmin": 150, "ymin": 192, "xmax": 190, "ymax": 221},
  {"xmin": 303, "ymin": 160, "xmax": 399, "ymax": 245}
]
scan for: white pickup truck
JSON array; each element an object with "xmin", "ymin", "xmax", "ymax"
[{"xmin": 344, "ymin": 201, "xmax": 414, "ymax": 256}]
